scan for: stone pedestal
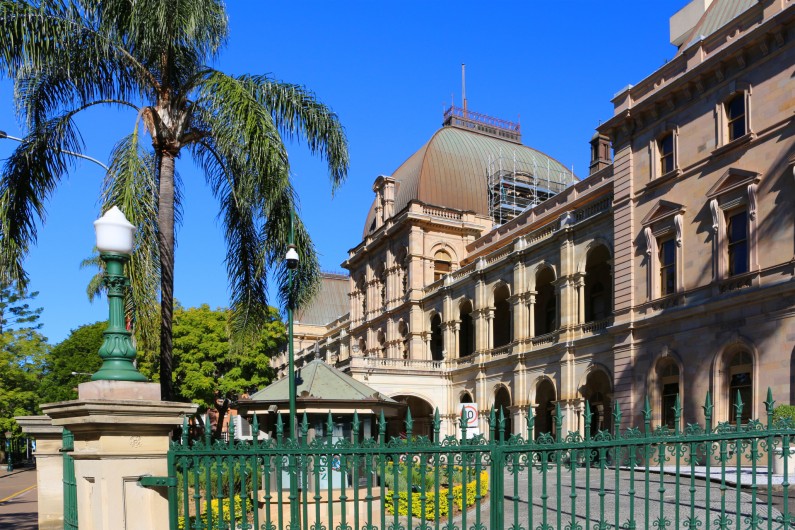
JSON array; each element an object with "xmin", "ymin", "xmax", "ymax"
[
  {"xmin": 41, "ymin": 381, "xmax": 196, "ymax": 530},
  {"xmin": 14, "ymin": 415, "xmax": 64, "ymax": 530}
]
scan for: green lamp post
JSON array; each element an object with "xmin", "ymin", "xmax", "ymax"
[
  {"xmin": 5, "ymin": 431, "xmax": 12, "ymax": 472},
  {"xmin": 90, "ymin": 207, "xmax": 148, "ymax": 382}
]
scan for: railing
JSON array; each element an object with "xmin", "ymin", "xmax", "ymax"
[
  {"xmin": 443, "ymin": 105, "xmax": 521, "ymax": 133},
  {"xmin": 573, "ymin": 194, "xmax": 613, "ymax": 223},
  {"xmin": 352, "ymin": 356, "xmax": 444, "ymax": 370},
  {"xmin": 531, "ymin": 331, "xmax": 557, "ymax": 346},
  {"xmin": 580, "ymin": 317, "xmax": 612, "ymax": 334},
  {"xmin": 490, "ymin": 343, "xmax": 513, "ymax": 357},
  {"xmin": 167, "ymin": 389, "xmax": 795, "ymax": 530},
  {"xmin": 422, "ymin": 205, "xmax": 464, "ymax": 220}
]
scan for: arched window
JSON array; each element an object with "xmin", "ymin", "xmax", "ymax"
[
  {"xmin": 375, "ymin": 264, "xmax": 386, "ymax": 309},
  {"xmin": 430, "ymin": 314, "xmax": 443, "ymax": 361},
  {"xmin": 459, "ymin": 300, "xmax": 474, "ymax": 357},
  {"xmin": 585, "ymin": 245, "xmax": 612, "ymax": 322},
  {"xmin": 728, "ymin": 351, "xmax": 752, "ymax": 424},
  {"xmin": 358, "ymin": 338, "xmax": 367, "ymax": 356},
  {"xmin": 493, "ymin": 284, "xmax": 511, "ymax": 347},
  {"xmin": 434, "ymin": 250, "xmax": 452, "ymax": 281},
  {"xmin": 460, "ymin": 392, "xmax": 473, "ymax": 404}
]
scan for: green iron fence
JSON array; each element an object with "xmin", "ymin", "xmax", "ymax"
[
  {"xmin": 166, "ymin": 389, "xmax": 795, "ymax": 530},
  {"xmin": 62, "ymin": 427, "xmax": 78, "ymax": 530}
]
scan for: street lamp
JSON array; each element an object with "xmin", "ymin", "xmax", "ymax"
[
  {"xmin": 90, "ymin": 207, "xmax": 148, "ymax": 382},
  {"xmin": 285, "ymin": 216, "xmax": 300, "ymax": 528},
  {"xmin": 4, "ymin": 431, "xmax": 12, "ymax": 472},
  {"xmin": 0, "ymin": 129, "xmax": 110, "ymax": 171}
]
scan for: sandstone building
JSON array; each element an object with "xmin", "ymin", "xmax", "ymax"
[{"xmin": 272, "ymin": 0, "xmax": 795, "ymax": 439}]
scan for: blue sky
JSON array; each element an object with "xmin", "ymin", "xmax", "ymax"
[{"xmin": 0, "ymin": 1, "xmax": 687, "ymax": 344}]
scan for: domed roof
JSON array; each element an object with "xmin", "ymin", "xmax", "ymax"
[{"xmin": 364, "ymin": 125, "xmax": 573, "ymax": 235}]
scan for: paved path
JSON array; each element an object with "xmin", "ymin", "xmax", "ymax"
[{"xmin": 0, "ymin": 467, "xmax": 37, "ymax": 530}]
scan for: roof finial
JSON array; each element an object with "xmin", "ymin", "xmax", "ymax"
[{"xmin": 462, "ymin": 63, "xmax": 467, "ymax": 113}]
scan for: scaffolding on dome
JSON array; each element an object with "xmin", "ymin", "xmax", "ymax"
[{"xmin": 487, "ymin": 148, "xmax": 574, "ymax": 226}]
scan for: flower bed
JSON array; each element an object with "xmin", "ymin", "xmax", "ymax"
[{"xmin": 383, "ymin": 463, "xmax": 489, "ymax": 520}]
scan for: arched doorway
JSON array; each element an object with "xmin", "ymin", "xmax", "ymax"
[
  {"xmin": 582, "ymin": 369, "xmax": 612, "ymax": 435},
  {"xmin": 494, "ymin": 386, "xmax": 512, "ymax": 438},
  {"xmin": 493, "ymin": 284, "xmax": 511, "ymax": 347},
  {"xmin": 535, "ymin": 378, "xmax": 556, "ymax": 439},
  {"xmin": 391, "ymin": 395, "xmax": 435, "ymax": 440}
]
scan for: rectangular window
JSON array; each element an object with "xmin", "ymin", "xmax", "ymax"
[
  {"xmin": 727, "ymin": 210, "xmax": 748, "ymax": 276},
  {"xmin": 726, "ymin": 94, "xmax": 746, "ymax": 142},
  {"xmin": 658, "ymin": 133, "xmax": 674, "ymax": 175},
  {"xmin": 658, "ymin": 238, "xmax": 676, "ymax": 296}
]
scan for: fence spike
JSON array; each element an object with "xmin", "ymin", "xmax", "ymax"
[
  {"xmin": 613, "ymin": 400, "xmax": 622, "ymax": 436},
  {"xmin": 498, "ymin": 406, "xmax": 506, "ymax": 442},
  {"xmin": 734, "ymin": 389, "xmax": 744, "ymax": 428},
  {"xmin": 252, "ymin": 414, "xmax": 260, "ymax": 442},
  {"xmin": 461, "ymin": 406, "xmax": 469, "ymax": 442},
  {"xmin": 205, "ymin": 413, "xmax": 212, "ymax": 446},
  {"xmin": 228, "ymin": 413, "xmax": 236, "ymax": 445},
  {"xmin": 276, "ymin": 412, "xmax": 284, "ymax": 442},
  {"xmin": 181, "ymin": 416, "xmax": 189, "ymax": 445},
  {"xmin": 405, "ymin": 407, "xmax": 414, "ymax": 436},
  {"xmin": 584, "ymin": 400, "xmax": 592, "ymax": 440},
  {"xmin": 352, "ymin": 410, "xmax": 360, "ymax": 438},
  {"xmin": 674, "ymin": 394, "xmax": 682, "ymax": 434},
  {"xmin": 703, "ymin": 391, "xmax": 713, "ymax": 420},
  {"xmin": 765, "ymin": 387, "xmax": 775, "ymax": 422},
  {"xmin": 526, "ymin": 405, "xmax": 536, "ymax": 441},
  {"xmin": 432, "ymin": 408, "xmax": 441, "ymax": 435},
  {"xmin": 379, "ymin": 410, "xmax": 386, "ymax": 444},
  {"xmin": 326, "ymin": 411, "xmax": 333, "ymax": 441},
  {"xmin": 643, "ymin": 395, "xmax": 652, "ymax": 424},
  {"xmin": 301, "ymin": 413, "xmax": 309, "ymax": 439},
  {"xmin": 555, "ymin": 402, "xmax": 563, "ymax": 442}
]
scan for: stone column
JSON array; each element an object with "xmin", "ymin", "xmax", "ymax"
[
  {"xmin": 15, "ymin": 415, "xmax": 64, "ymax": 530},
  {"xmin": 41, "ymin": 381, "xmax": 196, "ymax": 530},
  {"xmin": 486, "ymin": 309, "xmax": 495, "ymax": 350},
  {"xmin": 527, "ymin": 292, "xmax": 536, "ymax": 338}
]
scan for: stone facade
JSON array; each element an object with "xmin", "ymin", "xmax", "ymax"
[{"xmin": 272, "ymin": 0, "xmax": 795, "ymax": 440}]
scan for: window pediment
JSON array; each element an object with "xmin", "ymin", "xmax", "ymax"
[
  {"xmin": 706, "ymin": 168, "xmax": 760, "ymax": 199},
  {"xmin": 641, "ymin": 200, "xmax": 685, "ymax": 226}
]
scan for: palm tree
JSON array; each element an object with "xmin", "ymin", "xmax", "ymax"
[{"xmin": 0, "ymin": 1, "xmax": 349, "ymax": 400}]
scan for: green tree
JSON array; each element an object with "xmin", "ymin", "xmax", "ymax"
[
  {"xmin": 0, "ymin": 284, "xmax": 48, "ymax": 436},
  {"xmin": 0, "ymin": 1, "xmax": 349, "ymax": 400},
  {"xmin": 39, "ymin": 321, "xmax": 105, "ymax": 404},
  {"xmin": 169, "ymin": 303, "xmax": 283, "ymax": 436}
]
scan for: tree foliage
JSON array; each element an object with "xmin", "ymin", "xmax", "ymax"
[
  {"xmin": 0, "ymin": 283, "xmax": 48, "ymax": 436},
  {"xmin": 0, "ymin": 0, "xmax": 349, "ymax": 400},
  {"xmin": 39, "ymin": 321, "xmax": 105, "ymax": 404},
  {"xmin": 166, "ymin": 303, "xmax": 283, "ymax": 436}
]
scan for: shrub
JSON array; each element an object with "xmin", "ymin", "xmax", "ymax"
[
  {"xmin": 384, "ymin": 469, "xmax": 489, "ymax": 520},
  {"xmin": 773, "ymin": 405, "xmax": 795, "ymax": 426},
  {"xmin": 177, "ymin": 495, "xmax": 253, "ymax": 530}
]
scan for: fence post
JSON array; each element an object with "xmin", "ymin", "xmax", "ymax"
[
  {"xmin": 41, "ymin": 381, "xmax": 196, "ymax": 530},
  {"xmin": 488, "ymin": 407, "xmax": 505, "ymax": 530},
  {"xmin": 15, "ymin": 415, "xmax": 64, "ymax": 530}
]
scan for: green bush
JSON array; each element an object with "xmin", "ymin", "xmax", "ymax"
[
  {"xmin": 178, "ymin": 495, "xmax": 253, "ymax": 530},
  {"xmin": 384, "ymin": 466, "xmax": 488, "ymax": 520},
  {"xmin": 773, "ymin": 405, "xmax": 795, "ymax": 426}
]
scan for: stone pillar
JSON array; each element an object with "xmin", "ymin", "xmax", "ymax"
[
  {"xmin": 15, "ymin": 415, "xmax": 64, "ymax": 530},
  {"xmin": 575, "ymin": 274, "xmax": 586, "ymax": 325},
  {"xmin": 486, "ymin": 309, "xmax": 495, "ymax": 350},
  {"xmin": 527, "ymin": 292, "xmax": 536, "ymax": 338},
  {"xmin": 41, "ymin": 381, "xmax": 196, "ymax": 530}
]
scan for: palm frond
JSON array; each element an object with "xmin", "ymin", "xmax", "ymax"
[
  {"xmin": 0, "ymin": 111, "xmax": 85, "ymax": 287},
  {"xmin": 100, "ymin": 129, "xmax": 161, "ymax": 352}
]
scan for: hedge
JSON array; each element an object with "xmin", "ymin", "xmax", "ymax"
[{"xmin": 385, "ymin": 470, "xmax": 489, "ymax": 520}]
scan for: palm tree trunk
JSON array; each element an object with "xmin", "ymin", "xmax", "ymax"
[{"xmin": 157, "ymin": 152, "xmax": 176, "ymax": 401}]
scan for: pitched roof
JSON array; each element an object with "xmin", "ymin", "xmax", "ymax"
[
  {"xmin": 248, "ymin": 359, "xmax": 396, "ymax": 403},
  {"xmin": 295, "ymin": 273, "xmax": 349, "ymax": 326},
  {"xmin": 679, "ymin": 0, "xmax": 757, "ymax": 52}
]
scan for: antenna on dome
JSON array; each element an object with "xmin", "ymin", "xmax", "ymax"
[{"xmin": 461, "ymin": 63, "xmax": 468, "ymax": 113}]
